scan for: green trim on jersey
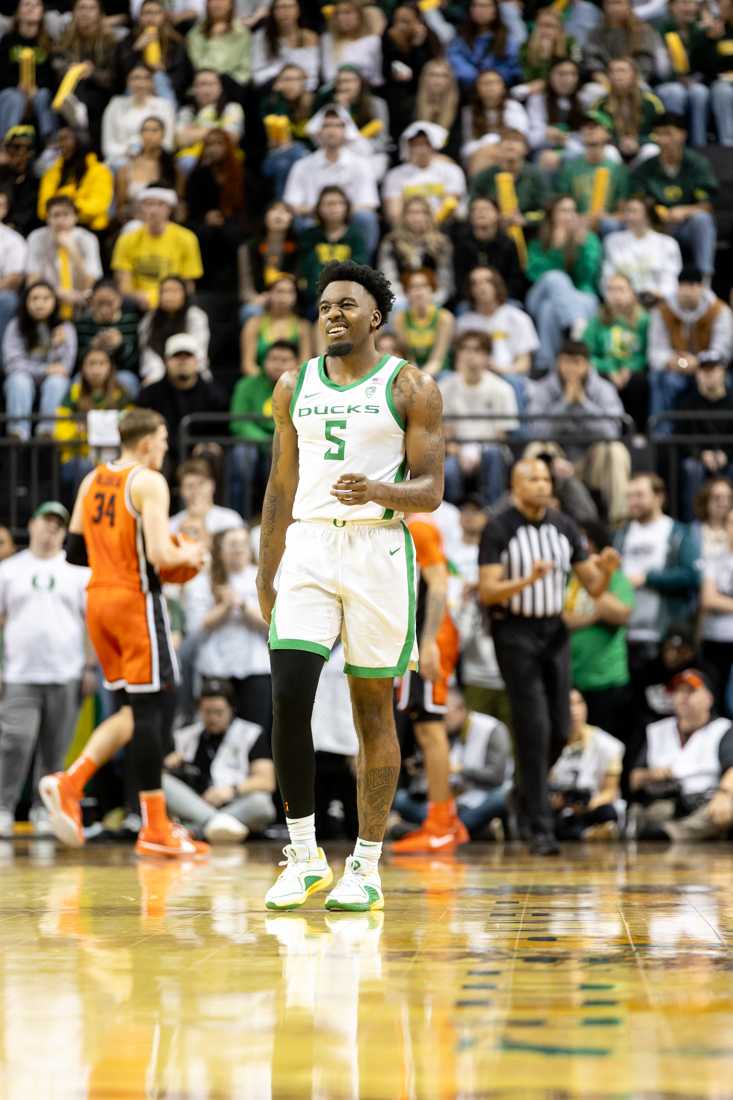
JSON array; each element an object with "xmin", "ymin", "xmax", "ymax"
[
  {"xmin": 383, "ymin": 457, "xmax": 407, "ymax": 522},
  {"xmin": 343, "ymin": 521, "xmax": 416, "ymax": 678},
  {"xmin": 269, "ymin": 603, "xmax": 331, "ymax": 659},
  {"xmin": 317, "ymin": 353, "xmax": 390, "ymax": 392},
  {"xmin": 385, "ymin": 357, "xmax": 407, "ymax": 430},
  {"xmin": 289, "ymin": 361, "xmax": 308, "ymax": 416}
]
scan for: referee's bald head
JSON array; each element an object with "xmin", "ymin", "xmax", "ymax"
[{"xmin": 511, "ymin": 457, "xmax": 551, "ymax": 489}]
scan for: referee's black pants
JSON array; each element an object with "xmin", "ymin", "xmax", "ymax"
[{"xmin": 492, "ymin": 616, "xmax": 570, "ymax": 837}]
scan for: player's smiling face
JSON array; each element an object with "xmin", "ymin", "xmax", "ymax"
[{"xmin": 318, "ymin": 280, "xmax": 380, "ymax": 358}]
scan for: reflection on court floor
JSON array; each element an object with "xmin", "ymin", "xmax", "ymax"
[{"xmin": 0, "ymin": 841, "xmax": 731, "ymax": 1099}]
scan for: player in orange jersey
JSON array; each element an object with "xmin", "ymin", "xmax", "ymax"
[
  {"xmin": 40, "ymin": 407, "xmax": 208, "ymax": 858},
  {"xmin": 392, "ymin": 515, "xmax": 468, "ymax": 853}
]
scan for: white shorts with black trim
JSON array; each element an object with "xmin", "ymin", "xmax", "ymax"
[{"xmin": 269, "ymin": 519, "xmax": 418, "ymax": 677}]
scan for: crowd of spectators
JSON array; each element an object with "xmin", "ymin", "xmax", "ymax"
[{"xmin": 0, "ymin": 0, "xmax": 732, "ymax": 846}]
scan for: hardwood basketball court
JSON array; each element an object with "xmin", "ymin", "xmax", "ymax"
[{"xmin": 0, "ymin": 841, "xmax": 731, "ymax": 1099}]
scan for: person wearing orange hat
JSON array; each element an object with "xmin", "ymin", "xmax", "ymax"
[{"xmin": 628, "ymin": 668, "xmax": 733, "ymax": 841}]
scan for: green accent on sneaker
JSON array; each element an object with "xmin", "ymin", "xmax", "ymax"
[
  {"xmin": 304, "ymin": 874, "xmax": 326, "ymax": 889},
  {"xmin": 325, "ymin": 883, "xmax": 384, "ymax": 912}
]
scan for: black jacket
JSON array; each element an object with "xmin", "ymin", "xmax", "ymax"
[
  {"xmin": 138, "ymin": 376, "xmax": 228, "ymax": 462},
  {"xmin": 450, "ymin": 222, "xmax": 526, "ymax": 303}
]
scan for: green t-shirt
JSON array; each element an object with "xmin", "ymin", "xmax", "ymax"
[
  {"xmin": 297, "ymin": 224, "xmax": 368, "ymax": 306},
  {"xmin": 582, "ymin": 311, "xmax": 649, "ymax": 375},
  {"xmin": 470, "ymin": 163, "xmax": 550, "ymax": 224},
  {"xmin": 629, "ymin": 149, "xmax": 718, "ymax": 209},
  {"xmin": 230, "ymin": 373, "xmax": 275, "ymax": 442},
  {"xmin": 554, "ymin": 156, "xmax": 629, "ymax": 214},
  {"xmin": 568, "ymin": 570, "xmax": 635, "ymax": 691}
]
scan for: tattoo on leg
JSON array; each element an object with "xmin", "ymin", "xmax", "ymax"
[{"xmin": 359, "ymin": 765, "xmax": 400, "ymax": 841}]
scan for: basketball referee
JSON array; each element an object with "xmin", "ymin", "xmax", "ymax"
[{"xmin": 479, "ymin": 458, "xmax": 620, "ymax": 854}]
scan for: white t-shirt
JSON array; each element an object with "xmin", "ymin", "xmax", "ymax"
[
  {"xmin": 284, "ymin": 147, "xmax": 378, "ymax": 213},
  {"xmin": 170, "ymin": 505, "xmax": 243, "ymax": 536},
  {"xmin": 602, "ymin": 229, "xmax": 682, "ymax": 301},
  {"xmin": 0, "ymin": 222, "xmax": 27, "ymax": 278},
  {"xmin": 550, "ymin": 726, "xmax": 624, "ymax": 795},
  {"xmin": 382, "ymin": 159, "xmax": 466, "ymax": 218},
  {"xmin": 439, "ymin": 370, "xmax": 518, "ymax": 441},
  {"xmin": 0, "ymin": 550, "xmax": 89, "ymax": 683},
  {"xmin": 320, "ymin": 32, "xmax": 383, "ymax": 87},
  {"xmin": 702, "ymin": 551, "xmax": 733, "ymax": 643},
  {"xmin": 456, "ymin": 304, "xmax": 539, "ymax": 371},
  {"xmin": 183, "ymin": 564, "xmax": 269, "ymax": 679},
  {"xmin": 622, "ymin": 515, "xmax": 673, "ymax": 642}
]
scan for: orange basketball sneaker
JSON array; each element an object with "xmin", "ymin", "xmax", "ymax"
[
  {"xmin": 135, "ymin": 821, "xmax": 210, "ymax": 859},
  {"xmin": 391, "ymin": 801, "xmax": 469, "ymax": 855},
  {"xmin": 39, "ymin": 772, "xmax": 85, "ymax": 848}
]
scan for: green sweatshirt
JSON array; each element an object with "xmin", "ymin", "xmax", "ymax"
[
  {"xmin": 630, "ymin": 149, "xmax": 718, "ymax": 209},
  {"xmin": 470, "ymin": 163, "xmax": 550, "ymax": 224},
  {"xmin": 595, "ymin": 91, "xmax": 666, "ymax": 144},
  {"xmin": 230, "ymin": 373, "xmax": 275, "ymax": 442},
  {"xmin": 554, "ymin": 156, "xmax": 629, "ymax": 214},
  {"xmin": 582, "ymin": 311, "xmax": 649, "ymax": 375},
  {"xmin": 186, "ymin": 23, "xmax": 251, "ymax": 85},
  {"xmin": 526, "ymin": 232, "xmax": 602, "ymax": 294}
]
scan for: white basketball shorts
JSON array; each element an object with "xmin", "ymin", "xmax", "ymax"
[{"xmin": 269, "ymin": 519, "xmax": 418, "ymax": 677}]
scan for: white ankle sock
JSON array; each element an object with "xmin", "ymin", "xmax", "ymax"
[
  {"xmin": 286, "ymin": 813, "xmax": 318, "ymax": 859},
  {"xmin": 353, "ymin": 837, "xmax": 382, "ymax": 867}
]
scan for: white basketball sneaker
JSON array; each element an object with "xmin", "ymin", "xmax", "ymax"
[
  {"xmin": 265, "ymin": 845, "xmax": 333, "ymax": 910},
  {"xmin": 324, "ymin": 856, "xmax": 384, "ymax": 912}
]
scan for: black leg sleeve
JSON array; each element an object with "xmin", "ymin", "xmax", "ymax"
[
  {"xmin": 270, "ymin": 649, "xmax": 325, "ymax": 819},
  {"xmin": 129, "ymin": 694, "xmax": 165, "ymax": 793}
]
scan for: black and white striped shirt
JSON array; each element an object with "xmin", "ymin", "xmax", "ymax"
[{"xmin": 479, "ymin": 506, "xmax": 588, "ymax": 620}]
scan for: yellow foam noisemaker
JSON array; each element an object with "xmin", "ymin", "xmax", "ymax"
[
  {"xmin": 144, "ymin": 30, "xmax": 162, "ymax": 68},
  {"xmin": 655, "ymin": 204, "xmax": 669, "ymax": 222},
  {"xmin": 52, "ymin": 62, "xmax": 87, "ymax": 111},
  {"xmin": 435, "ymin": 195, "xmax": 458, "ymax": 224},
  {"xmin": 360, "ymin": 119, "xmax": 383, "ymax": 138},
  {"xmin": 19, "ymin": 47, "xmax": 35, "ymax": 92},
  {"xmin": 552, "ymin": 0, "xmax": 570, "ymax": 12},
  {"xmin": 322, "ymin": 4, "xmax": 334, "ymax": 17},
  {"xmin": 264, "ymin": 265, "xmax": 290, "ymax": 285},
  {"xmin": 665, "ymin": 32, "xmax": 689, "ymax": 75},
  {"xmin": 495, "ymin": 171, "xmax": 527, "ymax": 267},
  {"xmin": 419, "ymin": 0, "xmax": 440, "ymax": 9},
  {"xmin": 264, "ymin": 114, "xmax": 291, "ymax": 145},
  {"xmin": 58, "ymin": 246, "xmax": 73, "ymax": 320},
  {"xmin": 589, "ymin": 165, "xmax": 610, "ymax": 215}
]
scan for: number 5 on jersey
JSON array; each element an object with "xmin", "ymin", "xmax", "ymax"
[{"xmin": 324, "ymin": 418, "xmax": 346, "ymax": 461}]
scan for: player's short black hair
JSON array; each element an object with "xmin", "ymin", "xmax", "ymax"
[{"xmin": 316, "ymin": 261, "xmax": 396, "ymax": 326}]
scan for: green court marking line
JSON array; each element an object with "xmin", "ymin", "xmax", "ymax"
[
  {"xmin": 461, "ymin": 983, "xmax": 497, "ymax": 990},
  {"xmin": 500, "ymin": 1037, "xmax": 610, "ymax": 1057},
  {"xmin": 580, "ymin": 983, "xmax": 615, "ymax": 990},
  {"xmin": 582, "ymin": 999, "xmax": 619, "ymax": 1006},
  {"xmin": 581, "ymin": 1017, "xmax": 622, "ymax": 1027},
  {"xmin": 455, "ymin": 999, "xmax": 493, "ymax": 1007}
]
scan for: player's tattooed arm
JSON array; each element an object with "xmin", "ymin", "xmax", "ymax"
[
  {"xmin": 330, "ymin": 366, "xmax": 444, "ymax": 511},
  {"xmin": 256, "ymin": 370, "xmax": 300, "ymax": 624}
]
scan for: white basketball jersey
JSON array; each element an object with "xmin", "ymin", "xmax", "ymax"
[{"xmin": 291, "ymin": 353, "xmax": 408, "ymax": 522}]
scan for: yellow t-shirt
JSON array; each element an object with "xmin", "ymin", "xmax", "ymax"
[{"xmin": 111, "ymin": 224, "xmax": 203, "ymax": 307}]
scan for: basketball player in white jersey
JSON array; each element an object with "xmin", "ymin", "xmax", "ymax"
[{"xmin": 257, "ymin": 261, "xmax": 444, "ymax": 911}]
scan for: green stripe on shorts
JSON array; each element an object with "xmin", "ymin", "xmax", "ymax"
[{"xmin": 269, "ymin": 603, "xmax": 330, "ymax": 659}]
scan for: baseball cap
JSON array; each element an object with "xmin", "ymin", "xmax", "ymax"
[
  {"xmin": 165, "ymin": 334, "xmax": 199, "ymax": 358},
  {"xmin": 580, "ymin": 109, "xmax": 613, "ymax": 132},
  {"xmin": 670, "ymin": 668, "xmax": 712, "ymax": 692},
  {"xmin": 33, "ymin": 501, "xmax": 70, "ymax": 525}
]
